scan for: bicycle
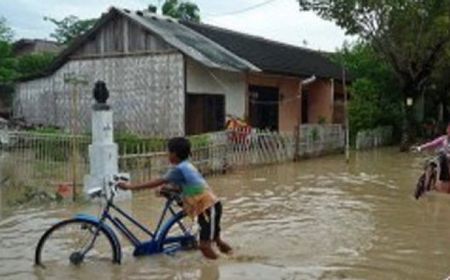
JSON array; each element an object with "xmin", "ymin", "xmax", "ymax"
[{"xmin": 34, "ymin": 174, "xmax": 197, "ymax": 267}]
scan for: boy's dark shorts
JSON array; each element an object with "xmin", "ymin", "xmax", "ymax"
[{"xmin": 198, "ymin": 201, "xmax": 222, "ymax": 241}]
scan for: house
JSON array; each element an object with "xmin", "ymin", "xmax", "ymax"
[
  {"xmin": 14, "ymin": 7, "xmax": 348, "ymax": 137},
  {"xmin": 12, "ymin": 39, "xmax": 62, "ymax": 56}
]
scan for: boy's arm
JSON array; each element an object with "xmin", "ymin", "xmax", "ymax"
[
  {"xmin": 119, "ymin": 178, "xmax": 167, "ymax": 191},
  {"xmin": 419, "ymin": 136, "xmax": 445, "ymax": 151},
  {"xmin": 120, "ymin": 167, "xmax": 183, "ymax": 192}
]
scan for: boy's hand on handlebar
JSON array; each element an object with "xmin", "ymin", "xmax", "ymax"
[
  {"xmin": 154, "ymin": 187, "xmax": 163, "ymax": 197},
  {"xmin": 410, "ymin": 146, "xmax": 421, "ymax": 153},
  {"xmin": 117, "ymin": 181, "xmax": 132, "ymax": 190},
  {"xmin": 156, "ymin": 185, "xmax": 181, "ymax": 198}
]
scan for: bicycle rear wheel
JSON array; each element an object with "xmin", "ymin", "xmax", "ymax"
[{"xmin": 35, "ymin": 218, "xmax": 120, "ymax": 268}]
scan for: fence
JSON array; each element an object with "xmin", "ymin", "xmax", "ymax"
[
  {"xmin": 296, "ymin": 124, "xmax": 345, "ymax": 157},
  {"xmin": 0, "ymin": 131, "xmax": 91, "ymax": 188},
  {"xmin": 355, "ymin": 126, "xmax": 393, "ymax": 150},
  {"xmin": 0, "ymin": 125, "xmax": 345, "ymax": 189},
  {"xmin": 118, "ymin": 130, "xmax": 297, "ymax": 183}
]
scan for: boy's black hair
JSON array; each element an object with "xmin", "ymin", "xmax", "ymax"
[{"xmin": 167, "ymin": 137, "xmax": 191, "ymax": 160}]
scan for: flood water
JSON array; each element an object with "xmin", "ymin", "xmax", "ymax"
[{"xmin": 1, "ymin": 147, "xmax": 450, "ymax": 280}]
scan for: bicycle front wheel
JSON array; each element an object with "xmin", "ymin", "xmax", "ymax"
[{"xmin": 35, "ymin": 218, "xmax": 120, "ymax": 268}]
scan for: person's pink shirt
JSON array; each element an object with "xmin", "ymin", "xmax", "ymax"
[{"xmin": 420, "ymin": 135, "xmax": 448, "ymax": 151}]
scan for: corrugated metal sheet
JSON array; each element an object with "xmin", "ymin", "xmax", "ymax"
[{"xmin": 116, "ymin": 8, "xmax": 259, "ymax": 72}]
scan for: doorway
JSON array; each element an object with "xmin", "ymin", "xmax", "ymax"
[
  {"xmin": 248, "ymin": 85, "xmax": 279, "ymax": 131},
  {"xmin": 186, "ymin": 94, "xmax": 225, "ymax": 135},
  {"xmin": 301, "ymin": 90, "xmax": 309, "ymax": 124}
]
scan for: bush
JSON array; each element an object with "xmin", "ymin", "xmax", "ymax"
[
  {"xmin": 333, "ymin": 42, "xmax": 403, "ymax": 143},
  {"xmin": 115, "ymin": 133, "xmax": 166, "ymax": 154},
  {"xmin": 115, "ymin": 132, "xmax": 211, "ymax": 154}
]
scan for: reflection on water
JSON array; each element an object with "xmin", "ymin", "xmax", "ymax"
[{"xmin": 1, "ymin": 148, "xmax": 450, "ymax": 279}]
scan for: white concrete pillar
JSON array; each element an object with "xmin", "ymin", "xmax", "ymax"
[{"xmin": 84, "ymin": 81, "xmax": 131, "ymax": 199}]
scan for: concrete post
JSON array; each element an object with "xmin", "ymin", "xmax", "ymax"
[{"xmin": 83, "ymin": 81, "xmax": 131, "ymax": 199}]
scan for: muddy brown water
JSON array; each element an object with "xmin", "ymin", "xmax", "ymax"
[{"xmin": 1, "ymin": 148, "xmax": 450, "ymax": 280}]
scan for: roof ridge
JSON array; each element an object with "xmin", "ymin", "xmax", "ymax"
[
  {"xmin": 14, "ymin": 38, "xmax": 60, "ymax": 44},
  {"xmin": 182, "ymin": 20, "xmax": 326, "ymax": 56},
  {"xmin": 120, "ymin": 7, "xmax": 179, "ymax": 22},
  {"xmin": 115, "ymin": 7, "xmax": 260, "ymax": 72}
]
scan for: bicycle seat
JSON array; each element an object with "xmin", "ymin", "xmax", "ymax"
[{"xmin": 159, "ymin": 187, "xmax": 183, "ymax": 206}]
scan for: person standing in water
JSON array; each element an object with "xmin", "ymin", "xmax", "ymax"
[
  {"xmin": 118, "ymin": 137, "xmax": 232, "ymax": 259},
  {"xmin": 415, "ymin": 122, "xmax": 450, "ymax": 192}
]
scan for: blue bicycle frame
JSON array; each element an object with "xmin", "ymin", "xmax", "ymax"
[{"xmin": 75, "ymin": 193, "xmax": 196, "ymax": 261}]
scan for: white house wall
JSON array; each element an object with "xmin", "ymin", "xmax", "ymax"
[
  {"xmin": 186, "ymin": 58, "xmax": 246, "ymax": 119},
  {"xmin": 15, "ymin": 53, "xmax": 185, "ymax": 137}
]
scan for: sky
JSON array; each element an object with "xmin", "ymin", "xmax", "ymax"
[{"xmin": 0, "ymin": 0, "xmax": 355, "ymax": 52}]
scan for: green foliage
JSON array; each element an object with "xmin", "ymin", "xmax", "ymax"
[
  {"xmin": 0, "ymin": 17, "xmax": 13, "ymax": 42},
  {"xmin": 297, "ymin": 0, "xmax": 450, "ymax": 91},
  {"xmin": 298, "ymin": 0, "xmax": 450, "ymax": 144},
  {"xmin": 44, "ymin": 15, "xmax": 97, "ymax": 44},
  {"xmin": 22, "ymin": 128, "xmax": 87, "ymax": 162},
  {"xmin": 188, "ymin": 134, "xmax": 210, "ymax": 148},
  {"xmin": 0, "ymin": 18, "xmax": 15, "ymax": 82},
  {"xmin": 317, "ymin": 116, "xmax": 327, "ymax": 124},
  {"xmin": 0, "ymin": 19, "xmax": 55, "ymax": 83},
  {"xmin": 35, "ymin": 138, "xmax": 88, "ymax": 162},
  {"xmin": 310, "ymin": 127, "xmax": 319, "ymax": 142},
  {"xmin": 334, "ymin": 42, "xmax": 403, "ymax": 141},
  {"xmin": 162, "ymin": 0, "xmax": 201, "ymax": 22},
  {"xmin": 115, "ymin": 133, "xmax": 167, "ymax": 154},
  {"xmin": 116, "ymin": 132, "xmax": 210, "ymax": 154},
  {"xmin": 0, "ymin": 41, "xmax": 16, "ymax": 84},
  {"xmin": 27, "ymin": 126, "xmax": 65, "ymax": 134},
  {"xmin": 15, "ymin": 52, "xmax": 56, "ymax": 78}
]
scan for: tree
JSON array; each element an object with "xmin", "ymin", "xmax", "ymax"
[
  {"xmin": 162, "ymin": 0, "xmax": 200, "ymax": 22},
  {"xmin": 298, "ymin": 0, "xmax": 450, "ymax": 147},
  {"xmin": 334, "ymin": 42, "xmax": 403, "ymax": 142},
  {"xmin": 15, "ymin": 52, "xmax": 56, "ymax": 78},
  {"xmin": 0, "ymin": 41, "xmax": 16, "ymax": 84},
  {"xmin": 44, "ymin": 15, "xmax": 97, "ymax": 44},
  {"xmin": 0, "ymin": 17, "xmax": 15, "ymax": 82},
  {"xmin": 424, "ymin": 48, "xmax": 450, "ymax": 132},
  {"xmin": 0, "ymin": 17, "xmax": 13, "ymax": 42}
]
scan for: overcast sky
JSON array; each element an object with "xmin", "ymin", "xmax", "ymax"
[{"xmin": 0, "ymin": 0, "xmax": 354, "ymax": 52}]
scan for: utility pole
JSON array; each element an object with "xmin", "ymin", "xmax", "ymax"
[
  {"xmin": 342, "ymin": 66, "xmax": 350, "ymax": 163},
  {"xmin": 64, "ymin": 73, "xmax": 88, "ymax": 201}
]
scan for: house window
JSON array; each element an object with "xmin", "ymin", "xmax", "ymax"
[
  {"xmin": 186, "ymin": 94, "xmax": 225, "ymax": 135},
  {"xmin": 248, "ymin": 85, "xmax": 279, "ymax": 131}
]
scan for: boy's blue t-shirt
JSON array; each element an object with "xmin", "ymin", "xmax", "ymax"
[{"xmin": 163, "ymin": 160, "xmax": 206, "ymax": 196}]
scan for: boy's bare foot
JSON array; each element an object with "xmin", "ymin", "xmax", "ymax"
[
  {"xmin": 215, "ymin": 238, "xmax": 233, "ymax": 254},
  {"xmin": 199, "ymin": 241, "xmax": 219, "ymax": 259}
]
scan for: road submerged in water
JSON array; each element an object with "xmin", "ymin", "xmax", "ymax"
[{"xmin": 1, "ymin": 147, "xmax": 450, "ymax": 280}]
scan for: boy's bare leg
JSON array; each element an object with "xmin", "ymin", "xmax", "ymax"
[
  {"xmin": 199, "ymin": 240, "xmax": 219, "ymax": 259},
  {"xmin": 215, "ymin": 237, "xmax": 232, "ymax": 254}
]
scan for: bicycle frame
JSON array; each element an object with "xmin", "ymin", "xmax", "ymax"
[{"xmin": 75, "ymin": 195, "xmax": 195, "ymax": 257}]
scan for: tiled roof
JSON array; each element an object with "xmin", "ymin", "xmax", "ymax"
[
  {"xmin": 19, "ymin": 7, "xmax": 347, "ymax": 82},
  {"xmin": 182, "ymin": 21, "xmax": 344, "ymax": 80}
]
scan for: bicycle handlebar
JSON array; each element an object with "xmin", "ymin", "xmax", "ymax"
[
  {"xmin": 89, "ymin": 174, "xmax": 182, "ymax": 207},
  {"xmin": 87, "ymin": 174, "xmax": 130, "ymax": 200},
  {"xmin": 113, "ymin": 175, "xmax": 130, "ymax": 182}
]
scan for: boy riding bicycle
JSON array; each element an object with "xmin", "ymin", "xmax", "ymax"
[
  {"xmin": 118, "ymin": 137, "xmax": 232, "ymax": 259},
  {"xmin": 415, "ymin": 121, "xmax": 450, "ymax": 193}
]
